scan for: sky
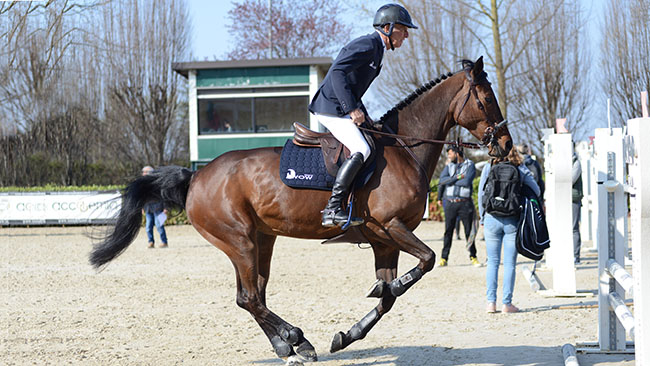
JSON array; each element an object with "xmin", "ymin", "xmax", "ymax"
[
  {"xmin": 186, "ymin": 0, "xmax": 610, "ymax": 136},
  {"xmin": 186, "ymin": 0, "xmax": 386, "ymax": 61}
]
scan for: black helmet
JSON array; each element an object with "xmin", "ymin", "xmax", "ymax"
[{"xmin": 373, "ymin": 3, "xmax": 418, "ymax": 36}]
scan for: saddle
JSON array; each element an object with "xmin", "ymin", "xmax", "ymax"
[
  {"xmin": 292, "ymin": 122, "xmax": 375, "ymax": 177},
  {"xmin": 289, "ymin": 122, "xmax": 377, "ymax": 245}
]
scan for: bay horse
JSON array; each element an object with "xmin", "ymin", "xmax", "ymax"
[{"xmin": 90, "ymin": 57, "xmax": 512, "ymax": 365}]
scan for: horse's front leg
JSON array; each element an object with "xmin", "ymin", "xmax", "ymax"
[
  {"xmin": 330, "ymin": 218, "xmax": 435, "ymax": 353},
  {"xmin": 367, "ymin": 218, "xmax": 436, "ymax": 297},
  {"xmin": 330, "ymin": 245, "xmax": 400, "ymax": 353}
]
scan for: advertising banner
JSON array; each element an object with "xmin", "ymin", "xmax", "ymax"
[{"xmin": 0, "ymin": 191, "xmax": 121, "ymax": 226}]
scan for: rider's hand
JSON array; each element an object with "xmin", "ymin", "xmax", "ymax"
[
  {"xmin": 456, "ymin": 173, "xmax": 464, "ymax": 180},
  {"xmin": 349, "ymin": 108, "xmax": 365, "ymax": 126}
]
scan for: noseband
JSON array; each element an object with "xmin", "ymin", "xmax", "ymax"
[{"xmin": 456, "ymin": 75, "xmax": 508, "ymax": 148}]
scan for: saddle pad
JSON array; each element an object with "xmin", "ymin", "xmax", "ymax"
[{"xmin": 280, "ymin": 140, "xmax": 335, "ymax": 191}]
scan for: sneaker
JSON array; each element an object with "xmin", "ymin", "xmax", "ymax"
[
  {"xmin": 502, "ymin": 303, "xmax": 519, "ymax": 313},
  {"xmin": 438, "ymin": 258, "xmax": 448, "ymax": 267},
  {"xmin": 159, "ymin": 243, "xmax": 168, "ymax": 248},
  {"xmin": 147, "ymin": 242, "xmax": 155, "ymax": 249},
  {"xmin": 486, "ymin": 302, "xmax": 496, "ymax": 313},
  {"xmin": 470, "ymin": 257, "xmax": 481, "ymax": 267}
]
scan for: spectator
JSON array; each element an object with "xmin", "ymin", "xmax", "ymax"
[
  {"xmin": 437, "ymin": 155, "xmax": 463, "ymax": 241},
  {"xmin": 517, "ymin": 143, "xmax": 545, "ymax": 201},
  {"xmin": 478, "ymin": 148, "xmax": 540, "ymax": 313},
  {"xmin": 572, "ymin": 147, "xmax": 583, "ymax": 264},
  {"xmin": 141, "ymin": 166, "xmax": 169, "ymax": 248},
  {"xmin": 438, "ymin": 145, "xmax": 479, "ymax": 267}
]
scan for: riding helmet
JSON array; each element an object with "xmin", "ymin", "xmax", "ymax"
[{"xmin": 373, "ymin": 3, "xmax": 418, "ymax": 32}]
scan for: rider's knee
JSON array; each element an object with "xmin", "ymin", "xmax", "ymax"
[{"xmin": 356, "ymin": 145, "xmax": 371, "ymax": 162}]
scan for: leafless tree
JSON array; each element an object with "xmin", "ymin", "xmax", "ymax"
[
  {"xmin": 372, "ymin": 1, "xmax": 478, "ymax": 109},
  {"xmin": 601, "ymin": 0, "xmax": 650, "ymax": 125},
  {"xmin": 98, "ymin": 0, "xmax": 191, "ymax": 167},
  {"xmin": 1, "ymin": 0, "xmax": 190, "ymax": 185},
  {"xmin": 226, "ymin": 0, "xmax": 352, "ymax": 60},
  {"xmin": 0, "ymin": 0, "xmax": 107, "ymax": 185},
  {"xmin": 507, "ymin": 1, "xmax": 590, "ymax": 153},
  {"xmin": 369, "ymin": 0, "xmax": 590, "ymax": 156},
  {"xmin": 0, "ymin": 1, "xmax": 78, "ymax": 132}
]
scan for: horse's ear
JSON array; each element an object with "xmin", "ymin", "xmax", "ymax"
[{"xmin": 471, "ymin": 56, "xmax": 484, "ymax": 80}]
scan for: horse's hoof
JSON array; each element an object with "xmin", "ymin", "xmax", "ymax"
[
  {"xmin": 286, "ymin": 355, "xmax": 304, "ymax": 366},
  {"xmin": 330, "ymin": 331, "xmax": 348, "ymax": 353},
  {"xmin": 366, "ymin": 279, "xmax": 386, "ymax": 298},
  {"xmin": 295, "ymin": 340, "xmax": 318, "ymax": 362}
]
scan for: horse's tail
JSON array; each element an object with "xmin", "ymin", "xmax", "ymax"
[{"xmin": 89, "ymin": 166, "xmax": 194, "ymax": 268}]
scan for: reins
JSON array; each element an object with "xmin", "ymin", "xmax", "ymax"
[
  {"xmin": 356, "ymin": 69, "xmax": 509, "ymax": 192},
  {"xmin": 358, "ymin": 125, "xmax": 483, "ymax": 149}
]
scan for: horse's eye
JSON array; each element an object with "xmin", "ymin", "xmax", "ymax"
[{"xmin": 485, "ymin": 97, "xmax": 492, "ymax": 104}]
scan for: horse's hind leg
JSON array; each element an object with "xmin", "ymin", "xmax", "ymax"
[
  {"xmin": 330, "ymin": 245, "xmax": 399, "ymax": 353},
  {"xmin": 256, "ymin": 232, "xmax": 276, "ymax": 306},
  {"xmin": 214, "ymin": 230, "xmax": 317, "ymax": 363},
  {"xmin": 253, "ymin": 232, "xmax": 317, "ymax": 362}
]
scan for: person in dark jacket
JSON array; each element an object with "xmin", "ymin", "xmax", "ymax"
[
  {"xmin": 517, "ymin": 143, "xmax": 545, "ymax": 201},
  {"xmin": 308, "ymin": 3, "xmax": 417, "ymax": 228},
  {"xmin": 142, "ymin": 166, "xmax": 169, "ymax": 248},
  {"xmin": 437, "ymin": 145, "xmax": 479, "ymax": 267},
  {"xmin": 572, "ymin": 149, "xmax": 583, "ymax": 264}
]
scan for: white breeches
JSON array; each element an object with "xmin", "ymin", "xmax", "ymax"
[{"xmin": 311, "ymin": 113, "xmax": 371, "ymax": 162}]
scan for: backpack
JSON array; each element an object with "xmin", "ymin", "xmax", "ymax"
[
  {"xmin": 482, "ymin": 162, "xmax": 522, "ymax": 217},
  {"xmin": 516, "ymin": 187, "xmax": 550, "ymax": 260}
]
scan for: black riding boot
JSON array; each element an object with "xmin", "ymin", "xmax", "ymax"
[{"xmin": 322, "ymin": 152, "xmax": 365, "ymax": 228}]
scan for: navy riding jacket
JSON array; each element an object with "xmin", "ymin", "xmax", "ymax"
[{"xmin": 308, "ymin": 31, "xmax": 384, "ymax": 117}]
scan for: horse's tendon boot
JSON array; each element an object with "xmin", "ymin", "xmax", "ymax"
[
  {"xmin": 279, "ymin": 326, "xmax": 317, "ymax": 362},
  {"xmin": 270, "ymin": 336, "xmax": 293, "ymax": 358},
  {"xmin": 330, "ymin": 308, "xmax": 381, "ymax": 353},
  {"xmin": 389, "ymin": 267, "xmax": 424, "ymax": 297},
  {"xmin": 366, "ymin": 279, "xmax": 387, "ymax": 298}
]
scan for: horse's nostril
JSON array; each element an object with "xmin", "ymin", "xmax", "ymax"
[{"xmin": 505, "ymin": 140, "xmax": 512, "ymax": 152}]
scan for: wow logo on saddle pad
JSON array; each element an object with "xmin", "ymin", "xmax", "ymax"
[{"xmin": 279, "ymin": 140, "xmax": 335, "ymax": 191}]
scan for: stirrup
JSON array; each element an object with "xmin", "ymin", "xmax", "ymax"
[
  {"xmin": 321, "ymin": 208, "xmax": 363, "ymax": 228},
  {"xmin": 341, "ymin": 198, "xmax": 362, "ymax": 230}
]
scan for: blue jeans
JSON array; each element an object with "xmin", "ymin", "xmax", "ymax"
[
  {"xmin": 484, "ymin": 213, "xmax": 518, "ymax": 305},
  {"xmin": 145, "ymin": 211, "xmax": 168, "ymax": 244}
]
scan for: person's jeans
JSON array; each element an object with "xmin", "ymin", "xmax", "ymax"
[
  {"xmin": 484, "ymin": 213, "xmax": 518, "ymax": 305},
  {"xmin": 145, "ymin": 211, "xmax": 168, "ymax": 244},
  {"xmin": 572, "ymin": 202, "xmax": 582, "ymax": 262}
]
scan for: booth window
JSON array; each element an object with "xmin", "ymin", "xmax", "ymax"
[{"xmin": 198, "ymin": 96, "xmax": 309, "ymax": 135}]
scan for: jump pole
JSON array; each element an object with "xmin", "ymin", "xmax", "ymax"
[
  {"xmin": 626, "ymin": 116, "xmax": 650, "ymax": 364},
  {"xmin": 539, "ymin": 131, "xmax": 582, "ymax": 296},
  {"xmin": 575, "ymin": 118, "xmax": 649, "ymax": 361},
  {"xmin": 595, "ymin": 127, "xmax": 629, "ymax": 350}
]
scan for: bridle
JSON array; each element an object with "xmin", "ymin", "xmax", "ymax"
[
  {"xmin": 359, "ymin": 74, "xmax": 507, "ymax": 152},
  {"xmin": 455, "ymin": 71, "xmax": 508, "ymax": 149},
  {"xmin": 356, "ymin": 71, "xmax": 509, "ymax": 190}
]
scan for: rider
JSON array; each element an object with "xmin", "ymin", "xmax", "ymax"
[{"xmin": 308, "ymin": 3, "xmax": 417, "ymax": 228}]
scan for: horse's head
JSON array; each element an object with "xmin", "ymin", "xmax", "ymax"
[{"xmin": 453, "ymin": 57, "xmax": 512, "ymax": 157}]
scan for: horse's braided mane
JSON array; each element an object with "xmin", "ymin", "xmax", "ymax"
[
  {"xmin": 377, "ymin": 71, "xmax": 454, "ymax": 123},
  {"xmin": 377, "ymin": 59, "xmax": 480, "ymax": 124}
]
